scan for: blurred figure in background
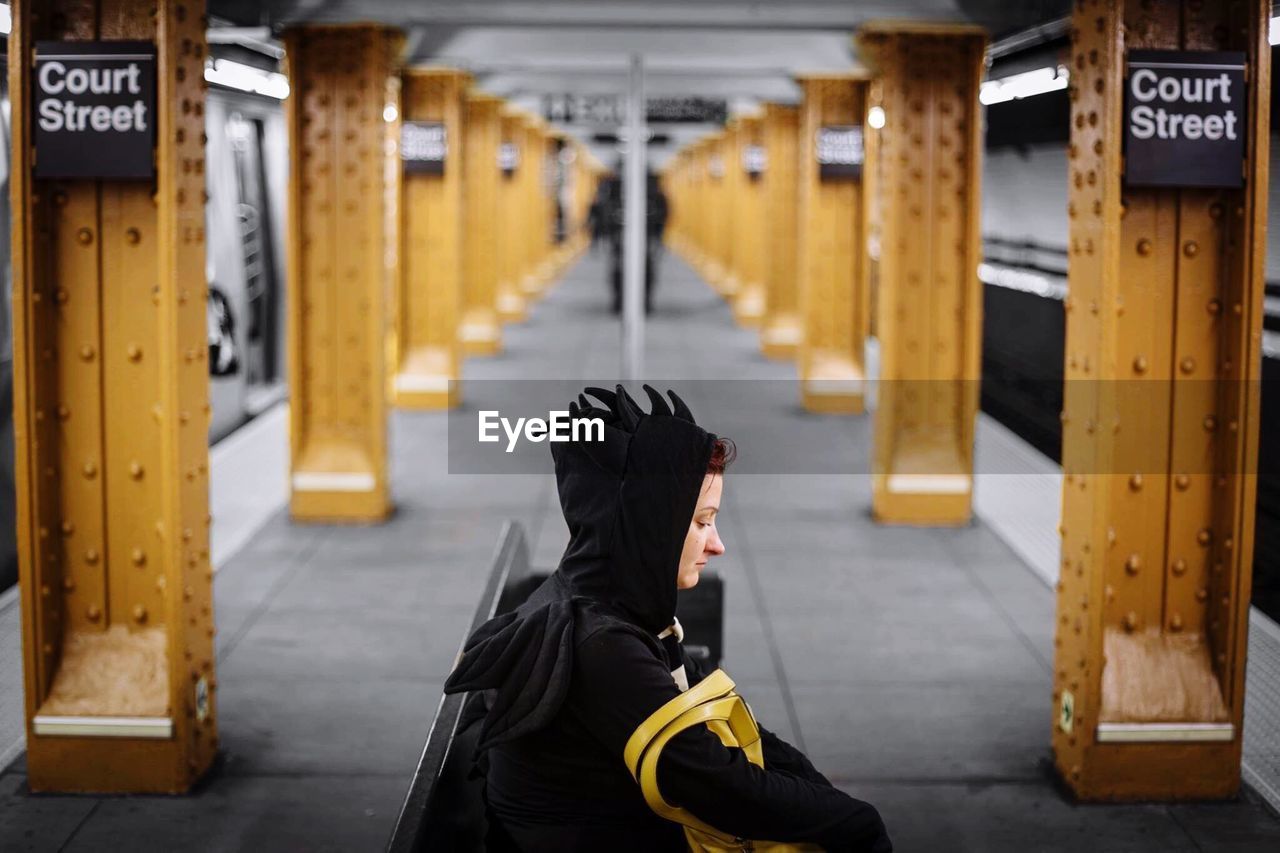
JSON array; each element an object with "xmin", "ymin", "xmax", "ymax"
[{"xmin": 599, "ymin": 167, "xmax": 669, "ymax": 315}]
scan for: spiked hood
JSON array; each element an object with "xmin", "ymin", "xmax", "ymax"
[
  {"xmin": 443, "ymin": 385, "xmax": 716, "ymax": 750},
  {"xmin": 553, "ymin": 384, "xmax": 717, "ymax": 634}
]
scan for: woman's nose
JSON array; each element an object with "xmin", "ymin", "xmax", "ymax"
[{"xmin": 707, "ymin": 528, "xmax": 726, "ymax": 556}]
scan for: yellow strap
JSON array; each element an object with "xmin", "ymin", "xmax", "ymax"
[{"xmin": 623, "ymin": 669, "xmax": 736, "ymax": 779}]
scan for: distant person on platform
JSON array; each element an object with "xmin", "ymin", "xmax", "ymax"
[{"xmin": 595, "ymin": 168, "xmax": 669, "ymax": 315}]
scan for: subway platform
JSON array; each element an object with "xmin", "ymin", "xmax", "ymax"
[{"xmin": 3, "ymin": 253, "xmax": 1280, "ymax": 852}]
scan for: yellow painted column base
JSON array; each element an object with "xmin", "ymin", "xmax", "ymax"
[
  {"xmin": 801, "ymin": 353, "xmax": 864, "ymax": 414},
  {"xmin": 498, "ymin": 287, "xmax": 528, "ymax": 323},
  {"xmin": 291, "ymin": 487, "xmax": 391, "ymax": 524},
  {"xmin": 392, "ymin": 348, "xmax": 459, "ymax": 410},
  {"xmin": 871, "ymin": 484, "xmax": 972, "ymax": 527},
  {"xmin": 26, "ymin": 736, "xmax": 207, "ymax": 795},
  {"xmin": 760, "ymin": 315, "xmax": 802, "ymax": 360},
  {"xmin": 1059, "ymin": 742, "xmax": 1241, "ymax": 802},
  {"xmin": 732, "ymin": 283, "xmax": 766, "ymax": 327},
  {"xmin": 460, "ymin": 309, "xmax": 503, "ymax": 356},
  {"xmin": 290, "ymin": 443, "xmax": 391, "ymax": 523}
]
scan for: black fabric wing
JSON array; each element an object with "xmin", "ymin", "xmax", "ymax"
[{"xmin": 443, "ymin": 598, "xmax": 576, "ymax": 751}]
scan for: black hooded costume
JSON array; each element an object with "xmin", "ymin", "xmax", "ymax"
[{"xmin": 443, "ymin": 385, "xmax": 891, "ymax": 852}]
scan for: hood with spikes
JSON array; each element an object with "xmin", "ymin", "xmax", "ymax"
[
  {"xmin": 443, "ymin": 385, "xmax": 716, "ymax": 751},
  {"xmin": 554, "ymin": 384, "xmax": 716, "ymax": 634}
]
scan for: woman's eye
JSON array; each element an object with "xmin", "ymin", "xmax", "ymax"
[{"xmin": 698, "ymin": 521, "xmax": 711, "ymax": 529}]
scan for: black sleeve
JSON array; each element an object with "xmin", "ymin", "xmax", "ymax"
[
  {"xmin": 679, "ymin": 646, "xmax": 832, "ymax": 787},
  {"xmin": 570, "ymin": 627, "xmax": 891, "ymax": 853}
]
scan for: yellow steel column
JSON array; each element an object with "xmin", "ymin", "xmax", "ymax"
[
  {"xmin": 391, "ymin": 68, "xmax": 469, "ymax": 409},
  {"xmin": 858, "ymin": 26, "xmax": 985, "ymax": 524},
  {"xmin": 720, "ymin": 119, "xmax": 745, "ymax": 301},
  {"xmin": 496, "ymin": 107, "xmax": 528, "ymax": 323},
  {"xmin": 706, "ymin": 131, "xmax": 734, "ymax": 297},
  {"xmin": 284, "ymin": 25, "xmax": 401, "ymax": 522},
  {"xmin": 460, "ymin": 91, "xmax": 503, "ymax": 356},
  {"xmin": 731, "ymin": 114, "xmax": 767, "ymax": 327},
  {"xmin": 521, "ymin": 116, "xmax": 550, "ymax": 300},
  {"xmin": 1050, "ymin": 0, "xmax": 1270, "ymax": 800},
  {"xmin": 10, "ymin": 0, "xmax": 217, "ymax": 793},
  {"xmin": 760, "ymin": 103, "xmax": 802, "ymax": 359},
  {"xmin": 795, "ymin": 74, "xmax": 872, "ymax": 414}
]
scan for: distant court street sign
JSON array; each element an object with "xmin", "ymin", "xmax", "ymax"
[
  {"xmin": 742, "ymin": 144, "xmax": 766, "ymax": 177},
  {"xmin": 816, "ymin": 125, "xmax": 864, "ymax": 180},
  {"xmin": 34, "ymin": 40, "xmax": 156, "ymax": 179},
  {"xmin": 498, "ymin": 142, "xmax": 520, "ymax": 176},
  {"xmin": 1124, "ymin": 49, "xmax": 1246, "ymax": 188},
  {"xmin": 401, "ymin": 121, "xmax": 447, "ymax": 174},
  {"xmin": 542, "ymin": 93, "xmax": 728, "ymax": 125}
]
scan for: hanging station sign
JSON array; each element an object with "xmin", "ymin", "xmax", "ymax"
[
  {"xmin": 401, "ymin": 121, "xmax": 447, "ymax": 175},
  {"xmin": 542, "ymin": 93, "xmax": 728, "ymax": 125},
  {"xmin": 498, "ymin": 142, "xmax": 520, "ymax": 176},
  {"xmin": 1123, "ymin": 49, "xmax": 1246, "ymax": 188},
  {"xmin": 34, "ymin": 41, "xmax": 157, "ymax": 179},
  {"xmin": 816, "ymin": 125, "xmax": 863, "ymax": 180},
  {"xmin": 742, "ymin": 144, "xmax": 767, "ymax": 178}
]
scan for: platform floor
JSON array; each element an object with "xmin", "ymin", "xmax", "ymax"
[{"xmin": 3, "ymin": 250, "xmax": 1280, "ymax": 851}]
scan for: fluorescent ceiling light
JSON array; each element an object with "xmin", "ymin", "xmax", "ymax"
[
  {"xmin": 1271, "ymin": 15, "xmax": 1280, "ymax": 45},
  {"xmin": 204, "ymin": 58, "xmax": 289, "ymax": 100},
  {"xmin": 980, "ymin": 65, "xmax": 1069, "ymax": 106},
  {"xmin": 0, "ymin": 4, "xmax": 11, "ymax": 37}
]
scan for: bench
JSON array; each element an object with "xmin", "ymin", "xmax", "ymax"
[{"xmin": 386, "ymin": 519, "xmax": 724, "ymax": 852}]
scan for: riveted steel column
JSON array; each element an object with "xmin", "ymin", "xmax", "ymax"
[
  {"xmin": 10, "ymin": 0, "xmax": 217, "ymax": 793},
  {"xmin": 730, "ymin": 114, "xmax": 767, "ymax": 328},
  {"xmin": 1050, "ymin": 0, "xmax": 1269, "ymax": 800},
  {"xmin": 284, "ymin": 25, "xmax": 401, "ymax": 522},
  {"xmin": 521, "ymin": 116, "xmax": 551, "ymax": 300},
  {"xmin": 390, "ymin": 68, "xmax": 469, "ymax": 410},
  {"xmin": 701, "ymin": 131, "xmax": 732, "ymax": 294},
  {"xmin": 795, "ymin": 74, "xmax": 873, "ymax": 415},
  {"xmin": 460, "ymin": 91, "xmax": 503, "ymax": 356},
  {"xmin": 760, "ymin": 103, "xmax": 802, "ymax": 359},
  {"xmin": 496, "ymin": 107, "xmax": 528, "ymax": 323},
  {"xmin": 858, "ymin": 26, "xmax": 986, "ymax": 524}
]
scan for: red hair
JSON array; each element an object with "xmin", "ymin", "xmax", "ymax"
[{"xmin": 707, "ymin": 437, "xmax": 736, "ymax": 476}]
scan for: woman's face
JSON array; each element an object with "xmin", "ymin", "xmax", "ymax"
[{"xmin": 676, "ymin": 473, "xmax": 725, "ymax": 590}]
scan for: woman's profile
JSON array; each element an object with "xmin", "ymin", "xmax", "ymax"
[{"xmin": 444, "ymin": 385, "xmax": 891, "ymax": 852}]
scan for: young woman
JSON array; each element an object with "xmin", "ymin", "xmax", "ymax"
[{"xmin": 445, "ymin": 385, "xmax": 891, "ymax": 852}]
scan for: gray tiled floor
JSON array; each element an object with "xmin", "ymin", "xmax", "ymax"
[{"xmin": 2, "ymin": 251, "xmax": 1279, "ymax": 851}]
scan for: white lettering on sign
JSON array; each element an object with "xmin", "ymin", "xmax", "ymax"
[
  {"xmin": 36, "ymin": 59, "xmax": 149, "ymax": 133},
  {"xmin": 1128, "ymin": 67, "xmax": 1238, "ymax": 141}
]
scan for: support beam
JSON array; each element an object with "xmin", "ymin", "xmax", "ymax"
[
  {"xmin": 730, "ymin": 114, "xmax": 767, "ymax": 328},
  {"xmin": 795, "ymin": 74, "xmax": 873, "ymax": 414},
  {"xmin": 622, "ymin": 53, "xmax": 647, "ymax": 382},
  {"xmin": 760, "ymin": 102, "xmax": 803, "ymax": 360},
  {"xmin": 496, "ymin": 106, "xmax": 529, "ymax": 323},
  {"xmin": 10, "ymin": 0, "xmax": 217, "ymax": 792},
  {"xmin": 520, "ymin": 116, "xmax": 552, "ymax": 300},
  {"xmin": 1051, "ymin": 0, "xmax": 1270, "ymax": 800},
  {"xmin": 703, "ymin": 131, "xmax": 732, "ymax": 296},
  {"xmin": 284, "ymin": 24, "xmax": 402, "ymax": 522},
  {"xmin": 460, "ymin": 91, "xmax": 503, "ymax": 356},
  {"xmin": 858, "ymin": 25, "xmax": 986, "ymax": 524},
  {"xmin": 391, "ymin": 68, "xmax": 470, "ymax": 409}
]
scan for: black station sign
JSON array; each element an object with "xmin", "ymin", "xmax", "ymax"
[
  {"xmin": 401, "ymin": 121, "xmax": 447, "ymax": 175},
  {"xmin": 34, "ymin": 40, "xmax": 156, "ymax": 179},
  {"xmin": 816, "ymin": 125, "xmax": 863, "ymax": 180},
  {"xmin": 742, "ymin": 144, "xmax": 766, "ymax": 178},
  {"xmin": 542, "ymin": 93, "xmax": 728, "ymax": 125},
  {"xmin": 1124, "ymin": 49, "xmax": 1246, "ymax": 188},
  {"xmin": 498, "ymin": 142, "xmax": 520, "ymax": 176}
]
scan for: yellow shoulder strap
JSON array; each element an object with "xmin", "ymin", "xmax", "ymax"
[{"xmin": 623, "ymin": 668, "xmax": 736, "ymax": 779}]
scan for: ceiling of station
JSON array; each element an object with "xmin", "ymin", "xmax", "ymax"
[{"xmin": 208, "ymin": 0, "xmax": 1070, "ymax": 166}]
